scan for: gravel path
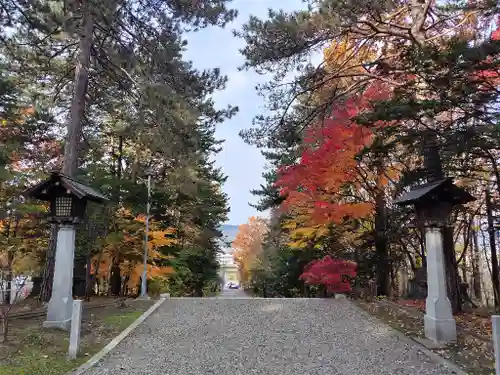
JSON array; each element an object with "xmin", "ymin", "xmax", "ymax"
[{"xmin": 84, "ymin": 296, "xmax": 459, "ymax": 375}]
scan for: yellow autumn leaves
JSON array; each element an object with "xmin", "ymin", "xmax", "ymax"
[{"xmin": 93, "ymin": 209, "xmax": 177, "ymax": 290}]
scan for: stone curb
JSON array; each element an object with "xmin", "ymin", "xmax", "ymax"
[
  {"xmin": 349, "ymin": 300, "xmax": 467, "ymax": 375},
  {"xmin": 68, "ymin": 297, "xmax": 168, "ymax": 375}
]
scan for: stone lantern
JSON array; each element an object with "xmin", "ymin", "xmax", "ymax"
[
  {"xmin": 24, "ymin": 171, "xmax": 108, "ymax": 330},
  {"xmin": 394, "ymin": 177, "xmax": 474, "ymax": 343}
]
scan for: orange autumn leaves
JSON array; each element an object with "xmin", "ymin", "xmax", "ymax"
[
  {"xmin": 315, "ymin": 36, "xmax": 377, "ymax": 104},
  {"xmin": 232, "ymin": 217, "xmax": 268, "ymax": 284},
  {"xmin": 91, "ymin": 209, "xmax": 176, "ymax": 289},
  {"xmin": 276, "ymin": 82, "xmax": 393, "ymax": 234},
  {"xmin": 0, "ymin": 216, "xmax": 46, "ymax": 274}
]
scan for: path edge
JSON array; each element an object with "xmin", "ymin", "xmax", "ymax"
[
  {"xmin": 348, "ymin": 300, "xmax": 467, "ymax": 375},
  {"xmin": 68, "ymin": 297, "xmax": 167, "ymax": 375}
]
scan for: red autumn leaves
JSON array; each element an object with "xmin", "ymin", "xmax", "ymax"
[
  {"xmin": 473, "ymin": 17, "xmax": 500, "ymax": 88},
  {"xmin": 300, "ymin": 256, "xmax": 357, "ymax": 292},
  {"xmin": 276, "ymin": 81, "xmax": 392, "ymax": 225}
]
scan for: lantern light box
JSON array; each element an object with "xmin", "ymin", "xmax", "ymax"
[
  {"xmin": 24, "ymin": 171, "xmax": 108, "ymax": 223},
  {"xmin": 394, "ymin": 177, "xmax": 475, "ymax": 225}
]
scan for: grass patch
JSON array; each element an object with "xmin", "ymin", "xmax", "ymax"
[
  {"xmin": 0, "ymin": 349, "xmax": 82, "ymax": 375},
  {"xmin": 0, "ymin": 299, "xmax": 154, "ymax": 375},
  {"xmin": 101, "ymin": 311, "xmax": 143, "ymax": 330}
]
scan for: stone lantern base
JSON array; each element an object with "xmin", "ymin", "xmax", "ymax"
[
  {"xmin": 424, "ymin": 312, "xmax": 457, "ymax": 343},
  {"xmin": 423, "ymin": 226, "xmax": 457, "ymax": 343}
]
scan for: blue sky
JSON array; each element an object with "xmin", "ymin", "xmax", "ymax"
[{"xmin": 184, "ymin": 0, "xmax": 306, "ymax": 225}]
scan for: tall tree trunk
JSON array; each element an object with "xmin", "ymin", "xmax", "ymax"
[
  {"xmin": 461, "ymin": 226, "xmax": 468, "ymax": 282},
  {"xmin": 84, "ymin": 220, "xmax": 96, "ymax": 302},
  {"xmin": 442, "ymin": 225, "xmax": 461, "ymax": 313},
  {"xmin": 84, "ymin": 244, "xmax": 93, "ymax": 301},
  {"xmin": 92, "ymin": 253, "xmax": 103, "ymax": 296},
  {"xmin": 117, "ymin": 135, "xmax": 123, "ymax": 181},
  {"xmin": 131, "ymin": 157, "xmax": 139, "ymax": 183},
  {"xmin": 375, "ymin": 191, "xmax": 390, "ymax": 296},
  {"xmin": 471, "ymin": 221, "xmax": 482, "ymax": 301},
  {"xmin": 481, "ymin": 228, "xmax": 493, "ymax": 307},
  {"xmin": 106, "ymin": 263, "xmax": 112, "ymax": 296},
  {"xmin": 4, "ymin": 218, "xmax": 12, "ymax": 305},
  {"xmin": 5, "ymin": 249, "xmax": 13, "ymax": 306},
  {"xmin": 66, "ymin": 9, "xmax": 94, "ymax": 294},
  {"xmin": 418, "ymin": 227, "xmax": 427, "ymax": 270},
  {"xmin": 62, "ymin": 9, "xmax": 94, "ymax": 177},
  {"xmin": 486, "ymin": 189, "xmax": 500, "ymax": 309},
  {"xmin": 110, "ymin": 259, "xmax": 121, "ymax": 296},
  {"xmin": 373, "ymin": 154, "xmax": 390, "ymax": 296},
  {"xmin": 39, "ymin": 224, "xmax": 58, "ymax": 303}
]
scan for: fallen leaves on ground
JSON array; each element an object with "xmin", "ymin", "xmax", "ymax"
[
  {"xmin": 357, "ymin": 300, "xmax": 494, "ymax": 375},
  {"xmin": 396, "ymin": 299, "xmax": 493, "ymax": 339},
  {"xmin": 397, "ymin": 299, "xmax": 425, "ymax": 312},
  {"xmin": 455, "ymin": 313, "xmax": 492, "ymax": 339}
]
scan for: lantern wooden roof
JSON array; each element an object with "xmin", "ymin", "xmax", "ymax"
[
  {"xmin": 24, "ymin": 171, "xmax": 108, "ymax": 203},
  {"xmin": 393, "ymin": 178, "xmax": 475, "ymax": 207}
]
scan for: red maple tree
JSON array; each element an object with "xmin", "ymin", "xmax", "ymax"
[
  {"xmin": 300, "ymin": 256, "xmax": 357, "ymax": 292},
  {"xmin": 276, "ymin": 81, "xmax": 393, "ymax": 225}
]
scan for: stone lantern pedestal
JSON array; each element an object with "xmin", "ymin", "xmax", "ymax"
[
  {"xmin": 44, "ymin": 224, "xmax": 77, "ymax": 330},
  {"xmin": 394, "ymin": 178, "xmax": 474, "ymax": 344},
  {"xmin": 423, "ymin": 225, "xmax": 456, "ymax": 343}
]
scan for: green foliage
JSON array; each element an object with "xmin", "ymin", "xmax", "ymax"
[
  {"xmin": 247, "ymin": 239, "xmax": 327, "ymax": 298},
  {"xmin": 146, "ymin": 276, "xmax": 169, "ymax": 297},
  {"xmin": 165, "ymin": 245, "xmax": 221, "ymax": 297}
]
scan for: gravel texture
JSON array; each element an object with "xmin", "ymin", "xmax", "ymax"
[{"xmin": 84, "ymin": 293, "xmax": 459, "ymax": 375}]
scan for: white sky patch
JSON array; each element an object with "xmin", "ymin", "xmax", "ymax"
[
  {"xmin": 212, "ymin": 69, "xmax": 251, "ymax": 106},
  {"xmin": 182, "ymin": 0, "xmax": 309, "ymax": 224}
]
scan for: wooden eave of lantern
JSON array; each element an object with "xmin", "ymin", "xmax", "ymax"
[
  {"xmin": 394, "ymin": 178, "xmax": 475, "ymax": 226},
  {"xmin": 23, "ymin": 171, "xmax": 108, "ymax": 224}
]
